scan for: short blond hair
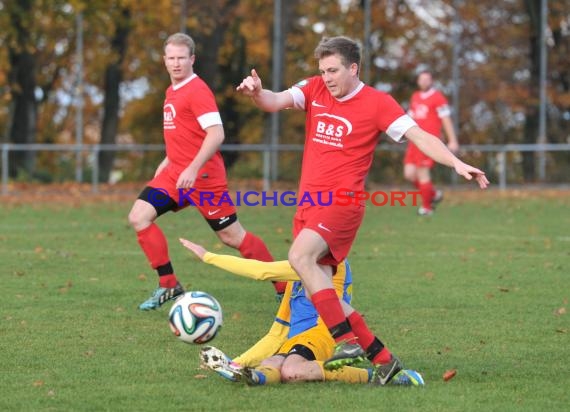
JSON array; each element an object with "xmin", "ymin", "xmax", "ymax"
[{"xmin": 164, "ymin": 32, "xmax": 195, "ymax": 56}]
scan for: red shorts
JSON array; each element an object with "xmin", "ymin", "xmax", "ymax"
[
  {"xmin": 404, "ymin": 141, "xmax": 435, "ymax": 168},
  {"xmin": 293, "ymin": 203, "xmax": 365, "ymax": 266},
  {"xmin": 146, "ymin": 164, "xmax": 236, "ymax": 220}
]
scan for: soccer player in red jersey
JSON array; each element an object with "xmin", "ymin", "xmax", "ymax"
[
  {"xmin": 236, "ymin": 36, "xmax": 488, "ymax": 383},
  {"xmin": 404, "ymin": 69, "xmax": 459, "ymax": 215},
  {"xmin": 128, "ymin": 33, "xmax": 285, "ymax": 310}
]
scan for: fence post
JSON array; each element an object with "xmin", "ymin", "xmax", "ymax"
[
  {"xmin": 450, "ymin": 168, "xmax": 458, "ymax": 187},
  {"xmin": 1, "ymin": 144, "xmax": 8, "ymax": 195},
  {"xmin": 497, "ymin": 151, "xmax": 506, "ymax": 190},
  {"xmin": 92, "ymin": 145, "xmax": 100, "ymax": 194},
  {"xmin": 262, "ymin": 147, "xmax": 270, "ymax": 192}
]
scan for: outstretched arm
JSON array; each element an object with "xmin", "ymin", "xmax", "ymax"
[
  {"xmin": 405, "ymin": 126, "xmax": 489, "ymax": 189},
  {"xmin": 179, "ymin": 238, "xmax": 300, "ymax": 281},
  {"xmin": 233, "ymin": 284, "xmax": 293, "ymax": 367},
  {"xmin": 236, "ymin": 69, "xmax": 294, "ymax": 112}
]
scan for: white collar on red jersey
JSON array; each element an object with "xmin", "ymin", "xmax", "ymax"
[
  {"xmin": 419, "ymin": 88, "xmax": 436, "ymax": 99},
  {"xmin": 172, "ymin": 73, "xmax": 197, "ymax": 91},
  {"xmin": 336, "ymin": 81, "xmax": 365, "ymax": 102}
]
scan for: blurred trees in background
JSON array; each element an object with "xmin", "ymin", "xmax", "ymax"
[{"xmin": 0, "ymin": 0, "xmax": 568, "ymax": 184}]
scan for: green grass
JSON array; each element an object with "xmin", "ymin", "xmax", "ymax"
[{"xmin": 1, "ymin": 189, "xmax": 569, "ymax": 411}]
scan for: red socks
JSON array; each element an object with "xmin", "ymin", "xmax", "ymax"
[
  {"xmin": 238, "ymin": 232, "xmax": 274, "ymax": 261},
  {"xmin": 347, "ymin": 311, "xmax": 392, "ymax": 365},
  {"xmin": 413, "ymin": 180, "xmax": 421, "ymax": 190},
  {"xmin": 372, "ymin": 348, "xmax": 393, "ymax": 365},
  {"xmin": 312, "ymin": 289, "xmax": 357, "ymax": 343},
  {"xmin": 418, "ymin": 181, "xmax": 435, "ymax": 210},
  {"xmin": 157, "ymin": 274, "xmax": 177, "ymax": 288},
  {"xmin": 137, "ymin": 223, "xmax": 178, "ymax": 288},
  {"xmin": 239, "ymin": 232, "xmax": 286, "ymax": 294},
  {"xmin": 347, "ymin": 311, "xmax": 375, "ymax": 349}
]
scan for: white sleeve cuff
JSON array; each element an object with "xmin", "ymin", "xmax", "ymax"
[
  {"xmin": 437, "ymin": 105, "xmax": 451, "ymax": 118},
  {"xmin": 386, "ymin": 115, "xmax": 417, "ymax": 142},
  {"xmin": 197, "ymin": 112, "xmax": 223, "ymax": 129},
  {"xmin": 288, "ymin": 87, "xmax": 306, "ymax": 110}
]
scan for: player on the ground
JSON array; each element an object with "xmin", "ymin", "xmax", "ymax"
[
  {"xmin": 179, "ymin": 238, "xmax": 424, "ymax": 386},
  {"xmin": 404, "ymin": 69, "xmax": 460, "ymax": 215},
  {"xmin": 236, "ymin": 36, "xmax": 488, "ymax": 382},
  {"xmin": 128, "ymin": 33, "xmax": 285, "ymax": 311}
]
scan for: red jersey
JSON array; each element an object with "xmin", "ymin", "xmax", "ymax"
[
  {"xmin": 289, "ymin": 76, "xmax": 416, "ymax": 194},
  {"xmin": 163, "ymin": 74, "xmax": 227, "ymax": 187},
  {"xmin": 408, "ymin": 88, "xmax": 450, "ymax": 137}
]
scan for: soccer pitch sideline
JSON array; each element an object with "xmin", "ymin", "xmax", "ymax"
[{"xmin": 1, "ymin": 189, "xmax": 569, "ymax": 411}]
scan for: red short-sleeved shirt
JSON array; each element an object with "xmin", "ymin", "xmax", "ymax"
[
  {"xmin": 163, "ymin": 74, "xmax": 227, "ymax": 187},
  {"xmin": 408, "ymin": 88, "xmax": 450, "ymax": 137},
  {"xmin": 289, "ymin": 76, "xmax": 416, "ymax": 195}
]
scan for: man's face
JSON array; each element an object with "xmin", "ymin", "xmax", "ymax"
[
  {"xmin": 417, "ymin": 72, "xmax": 433, "ymax": 91},
  {"xmin": 163, "ymin": 43, "xmax": 195, "ymax": 84},
  {"xmin": 318, "ymin": 54, "xmax": 358, "ymax": 98}
]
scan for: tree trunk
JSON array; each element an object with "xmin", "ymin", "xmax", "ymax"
[
  {"xmin": 6, "ymin": 0, "xmax": 37, "ymax": 178},
  {"xmin": 522, "ymin": 0, "xmax": 543, "ymax": 182},
  {"xmin": 190, "ymin": 0, "xmax": 240, "ymax": 167},
  {"xmin": 99, "ymin": 7, "xmax": 131, "ymax": 183}
]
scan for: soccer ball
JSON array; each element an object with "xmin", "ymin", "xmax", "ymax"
[{"xmin": 168, "ymin": 291, "xmax": 223, "ymax": 344}]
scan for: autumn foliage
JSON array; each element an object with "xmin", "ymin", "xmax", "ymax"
[{"xmin": 0, "ymin": 0, "xmax": 568, "ymax": 183}]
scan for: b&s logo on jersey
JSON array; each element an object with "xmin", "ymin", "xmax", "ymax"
[
  {"xmin": 164, "ymin": 103, "xmax": 176, "ymax": 130},
  {"xmin": 411, "ymin": 103, "xmax": 429, "ymax": 120},
  {"xmin": 311, "ymin": 113, "xmax": 353, "ymax": 149}
]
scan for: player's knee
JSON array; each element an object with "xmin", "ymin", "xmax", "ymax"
[
  {"xmin": 216, "ymin": 229, "xmax": 241, "ymax": 249},
  {"xmin": 403, "ymin": 169, "xmax": 416, "ymax": 182},
  {"xmin": 128, "ymin": 207, "xmax": 151, "ymax": 231},
  {"xmin": 288, "ymin": 248, "xmax": 312, "ymax": 274},
  {"xmin": 280, "ymin": 363, "xmax": 306, "ymax": 383},
  {"xmin": 127, "ymin": 209, "xmax": 141, "ymax": 228}
]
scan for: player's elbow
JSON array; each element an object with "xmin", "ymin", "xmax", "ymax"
[{"xmin": 211, "ymin": 127, "xmax": 225, "ymax": 144}]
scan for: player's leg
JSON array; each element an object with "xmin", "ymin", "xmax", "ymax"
[
  {"xmin": 243, "ymin": 333, "xmax": 323, "ymax": 385},
  {"xmin": 288, "ymin": 205, "xmax": 371, "ymax": 367},
  {"xmin": 404, "ymin": 162, "xmax": 420, "ymax": 189},
  {"xmin": 280, "ymin": 354, "xmax": 331, "ymax": 383},
  {"xmin": 318, "ymin": 290, "xmax": 399, "ymax": 383},
  {"xmin": 291, "ymin": 206, "xmax": 402, "ymax": 381},
  {"xmin": 403, "ymin": 144, "xmax": 421, "ymax": 190},
  {"xmin": 241, "ymin": 355, "xmax": 285, "ymax": 385},
  {"xmin": 278, "ymin": 351, "xmax": 410, "ymax": 386},
  {"xmin": 416, "ymin": 149, "xmax": 438, "ymax": 215},
  {"xmin": 288, "ymin": 229, "xmax": 366, "ymax": 368},
  {"xmin": 406, "ymin": 143, "xmax": 441, "ymax": 215},
  {"xmin": 216, "ymin": 221, "xmax": 286, "ymax": 296},
  {"xmin": 279, "ymin": 329, "xmax": 370, "ymax": 384},
  {"xmin": 128, "ymin": 185, "xmax": 183, "ymax": 310},
  {"xmin": 427, "ymin": 163, "xmax": 444, "ymax": 207}
]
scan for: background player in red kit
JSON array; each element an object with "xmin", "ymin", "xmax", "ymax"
[
  {"xmin": 404, "ymin": 69, "xmax": 459, "ymax": 215},
  {"xmin": 236, "ymin": 36, "xmax": 488, "ymax": 384},
  {"xmin": 128, "ymin": 33, "xmax": 284, "ymax": 310}
]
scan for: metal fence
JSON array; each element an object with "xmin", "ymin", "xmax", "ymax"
[{"xmin": 2, "ymin": 143, "xmax": 570, "ymax": 195}]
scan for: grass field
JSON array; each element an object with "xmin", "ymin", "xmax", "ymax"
[{"xmin": 1, "ymin": 187, "xmax": 569, "ymax": 411}]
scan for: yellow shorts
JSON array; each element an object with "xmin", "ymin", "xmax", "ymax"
[{"xmin": 277, "ymin": 324, "xmax": 334, "ymax": 361}]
